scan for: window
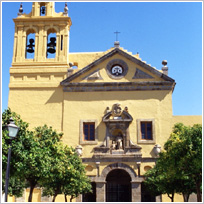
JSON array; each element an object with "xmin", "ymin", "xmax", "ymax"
[
  {"xmin": 137, "ymin": 119, "xmax": 155, "ymax": 144},
  {"xmin": 83, "ymin": 122, "xmax": 95, "ymax": 141},
  {"xmin": 80, "ymin": 120, "xmax": 98, "ymax": 145},
  {"xmin": 141, "ymin": 122, "xmax": 152, "ymax": 140}
]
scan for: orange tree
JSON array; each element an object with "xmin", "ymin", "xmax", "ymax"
[
  {"xmin": 164, "ymin": 123, "xmax": 202, "ymax": 202},
  {"xmin": 2, "ymin": 108, "xmax": 28, "ymax": 198},
  {"xmin": 2, "ymin": 109, "xmax": 63, "ymax": 201},
  {"xmin": 144, "ymin": 123, "xmax": 202, "ymax": 202},
  {"xmin": 41, "ymin": 145, "xmax": 92, "ymax": 202},
  {"xmin": 2, "ymin": 109, "xmax": 91, "ymax": 202}
]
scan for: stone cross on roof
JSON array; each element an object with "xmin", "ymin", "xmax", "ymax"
[{"xmin": 114, "ymin": 31, "xmax": 120, "ymax": 41}]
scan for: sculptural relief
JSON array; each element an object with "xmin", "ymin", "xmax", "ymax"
[{"xmin": 111, "ymin": 133, "xmax": 124, "ymax": 151}]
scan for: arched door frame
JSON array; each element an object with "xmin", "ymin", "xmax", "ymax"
[
  {"xmin": 101, "ymin": 163, "xmax": 137, "ymax": 182},
  {"xmin": 94, "ymin": 163, "xmax": 143, "ymax": 202},
  {"xmin": 106, "ymin": 168, "xmax": 132, "ymax": 202}
]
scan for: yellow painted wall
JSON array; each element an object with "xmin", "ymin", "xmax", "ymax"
[
  {"xmin": 25, "ymin": 188, "xmax": 41, "ymax": 202},
  {"xmin": 7, "ymin": 2, "xmax": 202, "ymax": 202},
  {"xmin": 7, "ymin": 195, "xmax": 15, "ymax": 202},
  {"xmin": 55, "ymin": 194, "xmax": 76, "ymax": 202},
  {"xmin": 8, "ymin": 87, "xmax": 64, "ymax": 131},
  {"xmin": 63, "ymin": 90, "xmax": 173, "ymax": 158},
  {"xmin": 172, "ymin": 115, "xmax": 202, "ymax": 126},
  {"xmin": 162, "ymin": 193, "xmax": 184, "ymax": 202}
]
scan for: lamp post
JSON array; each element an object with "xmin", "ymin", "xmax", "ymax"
[{"xmin": 4, "ymin": 117, "xmax": 19, "ymax": 202}]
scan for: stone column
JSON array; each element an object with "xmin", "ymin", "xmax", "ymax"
[
  {"xmin": 16, "ymin": 25, "xmax": 24, "ymax": 62},
  {"xmin": 131, "ymin": 182, "xmax": 141, "ymax": 202},
  {"xmin": 96, "ymin": 182, "xmax": 106, "ymax": 202},
  {"xmin": 22, "ymin": 31, "xmax": 26, "ymax": 61},
  {"xmin": 56, "ymin": 33, "xmax": 60, "ymax": 61},
  {"xmin": 37, "ymin": 25, "xmax": 44, "ymax": 61}
]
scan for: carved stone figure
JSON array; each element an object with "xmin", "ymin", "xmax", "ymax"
[
  {"xmin": 112, "ymin": 103, "xmax": 122, "ymax": 117},
  {"xmin": 111, "ymin": 141, "xmax": 116, "ymax": 150},
  {"xmin": 116, "ymin": 136, "xmax": 123, "ymax": 149},
  {"xmin": 111, "ymin": 135, "xmax": 123, "ymax": 151}
]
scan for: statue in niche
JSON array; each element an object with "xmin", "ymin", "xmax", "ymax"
[
  {"xmin": 111, "ymin": 140, "xmax": 116, "ymax": 150},
  {"xmin": 111, "ymin": 133, "xmax": 123, "ymax": 150},
  {"xmin": 116, "ymin": 136, "xmax": 123, "ymax": 150}
]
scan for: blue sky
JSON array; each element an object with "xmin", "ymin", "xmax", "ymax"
[{"xmin": 1, "ymin": 1, "xmax": 202, "ymax": 115}]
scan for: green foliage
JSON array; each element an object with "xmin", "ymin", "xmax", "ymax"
[
  {"xmin": 144, "ymin": 123, "xmax": 202, "ymax": 202},
  {"xmin": 2, "ymin": 108, "xmax": 29, "ymax": 197},
  {"xmin": 63, "ymin": 146, "xmax": 92, "ymax": 201},
  {"xmin": 2, "ymin": 108, "xmax": 91, "ymax": 202},
  {"xmin": 41, "ymin": 145, "xmax": 92, "ymax": 202}
]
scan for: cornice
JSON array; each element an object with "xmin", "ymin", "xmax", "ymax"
[
  {"xmin": 82, "ymin": 157, "xmax": 157, "ymax": 163},
  {"xmin": 13, "ymin": 16, "xmax": 71, "ymax": 23},
  {"xmin": 62, "ymin": 81, "xmax": 176, "ymax": 92}
]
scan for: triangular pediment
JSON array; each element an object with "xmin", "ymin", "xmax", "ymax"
[
  {"xmin": 82, "ymin": 69, "xmax": 103, "ymax": 81},
  {"xmin": 61, "ymin": 47, "xmax": 175, "ymax": 92},
  {"xmin": 133, "ymin": 68, "xmax": 154, "ymax": 79}
]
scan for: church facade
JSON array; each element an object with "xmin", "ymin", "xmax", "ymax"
[{"xmin": 7, "ymin": 2, "xmax": 201, "ymax": 202}]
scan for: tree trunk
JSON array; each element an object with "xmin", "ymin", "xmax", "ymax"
[
  {"xmin": 70, "ymin": 195, "xmax": 74, "ymax": 202},
  {"xmin": 52, "ymin": 190, "xmax": 59, "ymax": 202},
  {"xmin": 64, "ymin": 194, "xmax": 67, "ymax": 202},
  {"xmin": 171, "ymin": 194, "xmax": 174, "ymax": 202},
  {"xmin": 167, "ymin": 193, "xmax": 174, "ymax": 202},
  {"xmin": 196, "ymin": 179, "xmax": 202, "ymax": 202},
  {"xmin": 28, "ymin": 182, "xmax": 36, "ymax": 202},
  {"xmin": 182, "ymin": 193, "xmax": 190, "ymax": 202},
  {"xmin": 52, "ymin": 196, "xmax": 56, "ymax": 202}
]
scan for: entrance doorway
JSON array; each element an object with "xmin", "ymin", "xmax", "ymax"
[{"xmin": 106, "ymin": 169, "xmax": 131, "ymax": 202}]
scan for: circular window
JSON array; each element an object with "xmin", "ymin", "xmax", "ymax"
[
  {"xmin": 106, "ymin": 59, "xmax": 128, "ymax": 79},
  {"xmin": 111, "ymin": 65, "xmax": 124, "ymax": 76}
]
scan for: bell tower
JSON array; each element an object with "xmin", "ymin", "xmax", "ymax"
[{"xmin": 12, "ymin": 2, "xmax": 71, "ymax": 64}]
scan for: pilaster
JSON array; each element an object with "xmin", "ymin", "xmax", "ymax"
[
  {"xmin": 96, "ymin": 182, "xmax": 106, "ymax": 202},
  {"xmin": 131, "ymin": 182, "xmax": 141, "ymax": 202}
]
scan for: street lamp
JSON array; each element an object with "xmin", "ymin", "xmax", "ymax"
[
  {"xmin": 75, "ymin": 145, "xmax": 83, "ymax": 157},
  {"xmin": 4, "ymin": 117, "xmax": 19, "ymax": 202}
]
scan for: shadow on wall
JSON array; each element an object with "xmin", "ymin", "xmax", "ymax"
[
  {"xmin": 46, "ymin": 86, "xmax": 169, "ymax": 104},
  {"xmin": 45, "ymin": 86, "xmax": 64, "ymax": 104}
]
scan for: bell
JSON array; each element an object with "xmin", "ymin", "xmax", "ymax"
[
  {"xmin": 47, "ymin": 37, "xmax": 56, "ymax": 54},
  {"xmin": 41, "ymin": 6, "xmax": 46, "ymax": 15},
  {"xmin": 26, "ymin": 38, "xmax": 35, "ymax": 53}
]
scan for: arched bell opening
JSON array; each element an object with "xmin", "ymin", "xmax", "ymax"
[
  {"xmin": 25, "ymin": 29, "xmax": 35, "ymax": 59},
  {"xmin": 47, "ymin": 28, "xmax": 56, "ymax": 59},
  {"xmin": 106, "ymin": 169, "xmax": 132, "ymax": 202},
  {"xmin": 39, "ymin": 3, "xmax": 46, "ymax": 16}
]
